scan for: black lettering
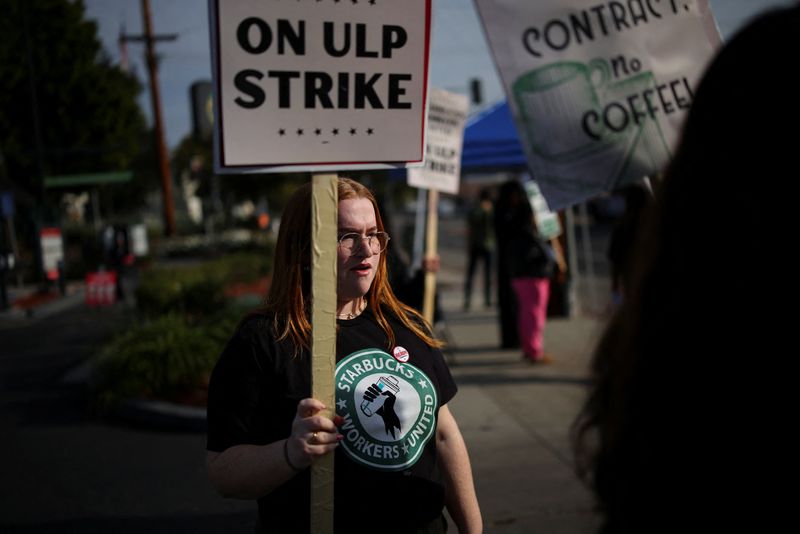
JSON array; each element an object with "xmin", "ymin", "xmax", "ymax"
[
  {"xmin": 277, "ymin": 19, "xmax": 305, "ymax": 55},
  {"xmin": 582, "ymin": 110, "xmax": 602, "ymax": 140},
  {"xmin": 237, "ymin": 17, "xmax": 272, "ymax": 54},
  {"xmin": 683, "ymin": 77, "xmax": 695, "ymax": 100},
  {"xmin": 629, "ymin": 0, "xmax": 649, "ymax": 25},
  {"xmin": 354, "ymin": 73, "xmax": 384, "ymax": 109},
  {"xmin": 611, "ymin": 55, "xmax": 629, "ymax": 78},
  {"xmin": 338, "ymin": 72, "xmax": 349, "ymax": 108},
  {"xmin": 646, "ymin": 0, "xmax": 663, "ymax": 18},
  {"xmin": 305, "ymin": 72, "xmax": 334, "ymax": 108},
  {"xmin": 382, "ymin": 25, "xmax": 407, "ymax": 58},
  {"xmin": 544, "ymin": 20, "xmax": 570, "ymax": 51},
  {"xmin": 522, "ymin": 28, "xmax": 542, "ymax": 57},
  {"xmin": 643, "ymin": 88, "xmax": 659, "ymax": 118},
  {"xmin": 429, "ymin": 161, "xmax": 456, "ymax": 174},
  {"xmin": 324, "ymin": 22, "xmax": 350, "ymax": 57},
  {"xmin": 355, "ymin": 24, "xmax": 378, "ymax": 57},
  {"xmin": 590, "ymin": 5, "xmax": 611, "ymax": 36},
  {"xmin": 267, "ymin": 70, "xmax": 301, "ymax": 108},
  {"xmin": 604, "ymin": 102, "xmax": 629, "ymax": 132},
  {"xmin": 570, "ymin": 12, "xmax": 594, "ymax": 44},
  {"xmin": 609, "ymin": 2, "xmax": 630, "ymax": 31},
  {"xmin": 671, "ymin": 78, "xmax": 691, "ymax": 109},
  {"xmin": 388, "ymin": 74, "xmax": 412, "ymax": 109},
  {"xmin": 626, "ymin": 93, "xmax": 646, "ymax": 125},
  {"xmin": 233, "ymin": 70, "xmax": 265, "ymax": 108},
  {"xmin": 656, "ymin": 83, "xmax": 674, "ymax": 113},
  {"xmin": 669, "ymin": 0, "xmax": 680, "ymax": 14}
]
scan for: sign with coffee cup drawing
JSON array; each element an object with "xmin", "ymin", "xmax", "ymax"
[
  {"xmin": 209, "ymin": 0, "xmax": 432, "ymax": 173},
  {"xmin": 474, "ymin": 0, "xmax": 721, "ymax": 209}
]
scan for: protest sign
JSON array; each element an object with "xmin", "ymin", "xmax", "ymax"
[
  {"xmin": 407, "ymin": 88, "xmax": 468, "ymax": 323},
  {"xmin": 408, "ymin": 88, "xmax": 470, "ymax": 195},
  {"xmin": 474, "ymin": 0, "xmax": 721, "ymax": 209},
  {"xmin": 524, "ymin": 180, "xmax": 561, "ymax": 240},
  {"xmin": 210, "ymin": 0, "xmax": 432, "ymax": 173},
  {"xmin": 40, "ymin": 228, "xmax": 63, "ymax": 281}
]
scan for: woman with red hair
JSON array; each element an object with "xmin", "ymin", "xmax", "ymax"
[{"xmin": 206, "ymin": 178, "xmax": 481, "ymax": 533}]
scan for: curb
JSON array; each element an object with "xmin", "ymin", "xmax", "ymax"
[
  {"xmin": 62, "ymin": 361, "xmax": 208, "ymax": 433},
  {"xmin": 0, "ymin": 289, "xmax": 86, "ymax": 328}
]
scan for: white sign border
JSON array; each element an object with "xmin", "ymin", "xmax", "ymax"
[{"xmin": 208, "ymin": 0, "xmax": 433, "ymax": 175}]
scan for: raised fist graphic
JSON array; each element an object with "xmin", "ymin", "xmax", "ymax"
[{"xmin": 360, "ymin": 377, "xmax": 402, "ymax": 439}]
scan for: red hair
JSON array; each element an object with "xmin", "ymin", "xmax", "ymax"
[{"xmin": 264, "ymin": 177, "xmax": 442, "ymax": 355}]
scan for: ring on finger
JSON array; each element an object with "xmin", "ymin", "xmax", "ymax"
[{"xmin": 310, "ymin": 431, "xmax": 318, "ymax": 444}]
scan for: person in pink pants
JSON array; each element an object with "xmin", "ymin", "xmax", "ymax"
[
  {"xmin": 502, "ymin": 180, "xmax": 555, "ymax": 363},
  {"xmin": 511, "ymin": 277, "xmax": 550, "ymax": 361}
]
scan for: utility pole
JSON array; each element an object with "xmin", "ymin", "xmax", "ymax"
[{"xmin": 120, "ymin": 0, "xmax": 178, "ymax": 236}]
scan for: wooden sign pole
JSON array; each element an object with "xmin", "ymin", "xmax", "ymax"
[
  {"xmin": 422, "ymin": 189, "xmax": 439, "ymax": 325},
  {"xmin": 310, "ymin": 174, "xmax": 338, "ymax": 534}
]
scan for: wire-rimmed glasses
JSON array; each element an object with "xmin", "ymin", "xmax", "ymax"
[{"xmin": 337, "ymin": 231, "xmax": 390, "ymax": 255}]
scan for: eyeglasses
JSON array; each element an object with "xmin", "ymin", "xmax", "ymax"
[{"xmin": 337, "ymin": 231, "xmax": 390, "ymax": 255}]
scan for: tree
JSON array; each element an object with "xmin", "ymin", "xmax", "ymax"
[
  {"xmin": 170, "ymin": 132, "xmax": 311, "ymax": 230},
  {"xmin": 0, "ymin": 0, "xmax": 150, "ymax": 213}
]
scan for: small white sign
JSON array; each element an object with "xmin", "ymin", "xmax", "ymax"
[
  {"xmin": 474, "ymin": 0, "xmax": 721, "ymax": 209},
  {"xmin": 524, "ymin": 180, "xmax": 561, "ymax": 240},
  {"xmin": 408, "ymin": 88, "xmax": 470, "ymax": 195},
  {"xmin": 40, "ymin": 228, "xmax": 63, "ymax": 279},
  {"xmin": 210, "ymin": 0, "xmax": 432, "ymax": 173},
  {"xmin": 129, "ymin": 224, "xmax": 149, "ymax": 257}
]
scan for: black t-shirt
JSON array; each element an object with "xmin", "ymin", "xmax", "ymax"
[{"xmin": 206, "ymin": 308, "xmax": 457, "ymax": 533}]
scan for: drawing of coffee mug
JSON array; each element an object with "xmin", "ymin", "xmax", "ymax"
[
  {"xmin": 360, "ymin": 376, "xmax": 400, "ymax": 417},
  {"xmin": 600, "ymin": 70, "xmax": 672, "ymax": 187},
  {"xmin": 512, "ymin": 59, "xmax": 611, "ymax": 161}
]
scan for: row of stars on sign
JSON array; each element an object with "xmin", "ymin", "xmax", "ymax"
[{"xmin": 279, "ymin": 127, "xmax": 375, "ymax": 136}]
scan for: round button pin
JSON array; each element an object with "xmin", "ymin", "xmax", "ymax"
[{"xmin": 392, "ymin": 346, "xmax": 409, "ymax": 362}]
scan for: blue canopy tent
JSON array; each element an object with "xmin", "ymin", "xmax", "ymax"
[{"xmin": 461, "ymin": 100, "xmax": 527, "ymax": 172}]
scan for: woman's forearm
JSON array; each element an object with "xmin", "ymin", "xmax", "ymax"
[
  {"xmin": 437, "ymin": 405, "xmax": 483, "ymax": 533},
  {"xmin": 207, "ymin": 440, "xmax": 299, "ymax": 499},
  {"xmin": 207, "ymin": 398, "xmax": 342, "ymax": 500}
]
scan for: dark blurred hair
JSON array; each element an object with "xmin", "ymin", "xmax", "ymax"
[{"xmin": 573, "ymin": 5, "xmax": 800, "ymax": 532}]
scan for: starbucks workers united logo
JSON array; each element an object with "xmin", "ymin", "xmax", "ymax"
[{"xmin": 335, "ymin": 349, "xmax": 438, "ymax": 471}]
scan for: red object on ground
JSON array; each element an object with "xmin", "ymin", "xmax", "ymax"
[
  {"xmin": 12, "ymin": 290, "xmax": 60, "ymax": 310},
  {"xmin": 85, "ymin": 271, "xmax": 117, "ymax": 306}
]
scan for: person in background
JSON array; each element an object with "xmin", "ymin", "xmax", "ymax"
[
  {"xmin": 380, "ymin": 197, "xmax": 442, "ymax": 323},
  {"xmin": 572, "ymin": 5, "xmax": 800, "ymax": 532},
  {"xmin": 493, "ymin": 181, "xmax": 523, "ymax": 348},
  {"xmin": 503, "ymin": 180, "xmax": 556, "ymax": 364},
  {"xmin": 463, "ymin": 188, "xmax": 495, "ymax": 311},
  {"xmin": 207, "ymin": 178, "xmax": 482, "ymax": 533}
]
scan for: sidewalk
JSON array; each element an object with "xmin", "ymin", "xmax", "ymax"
[
  {"xmin": 0, "ymin": 281, "xmax": 87, "ymax": 328},
  {"xmin": 437, "ymin": 284, "xmax": 605, "ymax": 533}
]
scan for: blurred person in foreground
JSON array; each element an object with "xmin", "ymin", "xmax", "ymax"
[
  {"xmin": 206, "ymin": 178, "xmax": 481, "ymax": 533},
  {"xmin": 606, "ymin": 183, "xmax": 653, "ymax": 307},
  {"xmin": 573, "ymin": 5, "xmax": 800, "ymax": 532}
]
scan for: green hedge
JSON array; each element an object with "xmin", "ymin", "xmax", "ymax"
[
  {"xmin": 92, "ymin": 249, "xmax": 272, "ymax": 412},
  {"xmin": 134, "ymin": 251, "xmax": 271, "ymax": 318},
  {"xmin": 91, "ymin": 309, "xmax": 244, "ymax": 410}
]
